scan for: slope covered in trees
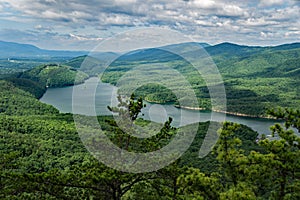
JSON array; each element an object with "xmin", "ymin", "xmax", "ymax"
[
  {"xmin": 19, "ymin": 64, "xmax": 89, "ymax": 88},
  {"xmin": 100, "ymin": 42, "xmax": 300, "ymax": 116},
  {"xmin": 0, "ymin": 80, "xmax": 58, "ymax": 115},
  {"xmin": 1, "ymin": 42, "xmax": 300, "ymax": 199},
  {"xmin": 1, "ymin": 41, "xmax": 298, "ymax": 116},
  {"xmin": 63, "ymin": 55, "xmax": 105, "ymax": 76},
  {"xmin": 1, "ymin": 71, "xmax": 300, "ymax": 199}
]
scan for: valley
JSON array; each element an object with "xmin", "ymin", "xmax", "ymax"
[{"xmin": 0, "ymin": 40, "xmax": 299, "ymax": 199}]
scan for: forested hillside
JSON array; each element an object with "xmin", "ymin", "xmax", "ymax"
[
  {"xmin": 100, "ymin": 42, "xmax": 300, "ymax": 117},
  {"xmin": 0, "ymin": 80, "xmax": 58, "ymax": 115},
  {"xmin": 1, "ymin": 41, "xmax": 298, "ymax": 117},
  {"xmin": 63, "ymin": 55, "xmax": 107, "ymax": 76},
  {"xmin": 0, "ymin": 40, "xmax": 87, "ymax": 58},
  {"xmin": 19, "ymin": 64, "xmax": 89, "ymax": 88},
  {"xmin": 0, "ymin": 43, "xmax": 300, "ymax": 199},
  {"xmin": 1, "ymin": 67, "xmax": 300, "ymax": 199}
]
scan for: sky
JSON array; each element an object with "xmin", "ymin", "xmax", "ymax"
[{"xmin": 0, "ymin": 0, "xmax": 299, "ymax": 50}]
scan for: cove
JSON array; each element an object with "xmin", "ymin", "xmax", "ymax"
[{"xmin": 40, "ymin": 77, "xmax": 279, "ymax": 134}]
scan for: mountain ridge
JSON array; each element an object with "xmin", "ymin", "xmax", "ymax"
[
  {"xmin": 2, "ymin": 39, "xmax": 300, "ymax": 59},
  {"xmin": 0, "ymin": 40, "xmax": 88, "ymax": 58}
]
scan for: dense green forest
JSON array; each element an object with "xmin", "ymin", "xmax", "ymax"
[
  {"xmin": 0, "ymin": 58, "xmax": 71, "ymax": 78},
  {"xmin": 0, "ymin": 80, "xmax": 58, "ymax": 115},
  {"xmin": 1, "ymin": 42, "xmax": 300, "ymax": 199},
  {"xmin": 1, "ymin": 62, "xmax": 89, "ymax": 91},
  {"xmin": 99, "ymin": 42, "xmax": 300, "ymax": 117},
  {"xmin": 63, "ymin": 55, "xmax": 114, "ymax": 76},
  {"xmin": 1, "ymin": 42, "xmax": 299, "ymax": 116},
  {"xmin": 18, "ymin": 64, "xmax": 89, "ymax": 88},
  {"xmin": 1, "ymin": 67, "xmax": 300, "ymax": 199}
]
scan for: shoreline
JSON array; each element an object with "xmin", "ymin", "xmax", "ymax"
[
  {"xmin": 174, "ymin": 105, "xmax": 276, "ymax": 120},
  {"xmin": 45, "ymin": 78, "xmax": 277, "ymax": 121}
]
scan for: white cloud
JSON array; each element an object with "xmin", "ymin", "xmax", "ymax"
[
  {"xmin": 41, "ymin": 10, "xmax": 67, "ymax": 20},
  {"xmin": 96, "ymin": 27, "xmax": 193, "ymax": 52},
  {"xmin": 0, "ymin": 0, "xmax": 299, "ymax": 50},
  {"xmin": 34, "ymin": 24, "xmax": 53, "ymax": 32},
  {"xmin": 103, "ymin": 14, "xmax": 135, "ymax": 26},
  {"xmin": 186, "ymin": 0, "xmax": 247, "ymax": 18},
  {"xmin": 267, "ymin": 6, "xmax": 300, "ymax": 22},
  {"xmin": 115, "ymin": 0, "xmax": 137, "ymax": 5},
  {"xmin": 259, "ymin": 0, "xmax": 285, "ymax": 7},
  {"xmin": 45, "ymin": 0, "xmax": 56, "ymax": 3},
  {"xmin": 189, "ymin": 0, "xmax": 217, "ymax": 9},
  {"xmin": 242, "ymin": 17, "xmax": 279, "ymax": 27},
  {"xmin": 285, "ymin": 30, "xmax": 300, "ymax": 37},
  {"xmin": 69, "ymin": 33, "xmax": 103, "ymax": 41},
  {"xmin": 222, "ymin": 5, "xmax": 248, "ymax": 17},
  {"xmin": 260, "ymin": 31, "xmax": 273, "ymax": 38}
]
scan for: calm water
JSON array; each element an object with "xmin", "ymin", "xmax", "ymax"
[{"xmin": 40, "ymin": 77, "xmax": 279, "ymax": 134}]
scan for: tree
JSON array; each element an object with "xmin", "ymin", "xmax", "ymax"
[
  {"xmin": 177, "ymin": 108, "xmax": 300, "ymax": 200},
  {"xmin": 260, "ymin": 108, "xmax": 300, "ymax": 199}
]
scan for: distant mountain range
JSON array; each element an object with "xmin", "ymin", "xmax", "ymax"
[
  {"xmin": 0, "ymin": 40, "xmax": 88, "ymax": 58},
  {"xmin": 0, "ymin": 39, "xmax": 299, "ymax": 116},
  {"xmin": 115, "ymin": 41, "xmax": 300, "ymax": 62},
  {"xmin": 97, "ymin": 40, "xmax": 300, "ymax": 116},
  {"xmin": 1, "ymin": 39, "xmax": 300, "ymax": 60}
]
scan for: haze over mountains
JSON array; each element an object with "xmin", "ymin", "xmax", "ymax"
[
  {"xmin": 1, "ymin": 39, "xmax": 300, "ymax": 59},
  {"xmin": 0, "ymin": 41, "xmax": 87, "ymax": 58},
  {"xmin": 1, "ymin": 39, "xmax": 299, "ymax": 116}
]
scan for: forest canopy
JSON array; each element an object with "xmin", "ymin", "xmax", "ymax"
[{"xmin": 1, "ymin": 72, "xmax": 299, "ymax": 199}]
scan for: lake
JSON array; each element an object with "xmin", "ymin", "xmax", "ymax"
[{"xmin": 40, "ymin": 77, "xmax": 279, "ymax": 134}]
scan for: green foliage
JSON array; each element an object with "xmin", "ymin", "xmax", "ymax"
[
  {"xmin": 101, "ymin": 45, "xmax": 300, "ymax": 116},
  {"xmin": 63, "ymin": 55, "xmax": 107, "ymax": 75},
  {"xmin": 0, "ymin": 80, "xmax": 58, "ymax": 115},
  {"xmin": 134, "ymin": 83, "xmax": 177, "ymax": 103},
  {"xmin": 107, "ymin": 93, "xmax": 176, "ymax": 153},
  {"xmin": 179, "ymin": 109, "xmax": 300, "ymax": 200},
  {"xmin": 4, "ymin": 77, "xmax": 46, "ymax": 98},
  {"xmin": 1, "ymin": 60, "xmax": 300, "ymax": 199},
  {"xmin": 177, "ymin": 168, "xmax": 222, "ymax": 199},
  {"xmin": 179, "ymin": 122, "xmax": 260, "ymax": 173},
  {"xmin": 0, "ymin": 59, "xmax": 48, "ymax": 76},
  {"xmin": 0, "ymin": 57, "xmax": 71, "ymax": 78},
  {"xmin": 20, "ymin": 64, "xmax": 89, "ymax": 88}
]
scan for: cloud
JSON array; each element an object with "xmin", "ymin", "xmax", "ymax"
[
  {"xmin": 100, "ymin": 14, "xmax": 138, "ymax": 26},
  {"xmin": 259, "ymin": 0, "xmax": 285, "ymax": 7},
  {"xmin": 68, "ymin": 33, "xmax": 103, "ymax": 41},
  {"xmin": 285, "ymin": 30, "xmax": 300, "ymax": 37},
  {"xmin": 0, "ymin": 0, "xmax": 298, "ymax": 50},
  {"xmin": 222, "ymin": 5, "xmax": 248, "ymax": 17},
  {"xmin": 34, "ymin": 25, "xmax": 53, "ymax": 32},
  {"xmin": 266, "ymin": 6, "xmax": 300, "ymax": 22},
  {"xmin": 188, "ymin": 0, "xmax": 217, "ymax": 9},
  {"xmin": 90, "ymin": 27, "xmax": 194, "ymax": 52},
  {"xmin": 115, "ymin": 0, "xmax": 137, "ymax": 5},
  {"xmin": 0, "ymin": 28, "xmax": 104, "ymax": 50},
  {"xmin": 242, "ymin": 17, "xmax": 279, "ymax": 27},
  {"xmin": 0, "ymin": 0, "xmax": 248, "ymax": 26},
  {"xmin": 260, "ymin": 31, "xmax": 274, "ymax": 38}
]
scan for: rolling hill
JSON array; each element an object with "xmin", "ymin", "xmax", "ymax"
[
  {"xmin": 63, "ymin": 53, "xmax": 119, "ymax": 75},
  {"xmin": 19, "ymin": 64, "xmax": 89, "ymax": 88},
  {"xmin": 0, "ymin": 40, "xmax": 87, "ymax": 58},
  {"xmin": 1, "ymin": 40, "xmax": 299, "ymax": 116},
  {"xmin": 99, "ymin": 42, "xmax": 300, "ymax": 116},
  {"xmin": 0, "ymin": 80, "xmax": 59, "ymax": 115}
]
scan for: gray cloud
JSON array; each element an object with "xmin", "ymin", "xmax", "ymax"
[
  {"xmin": 0, "ymin": 28, "xmax": 104, "ymax": 50},
  {"xmin": 0, "ymin": 0, "xmax": 299, "ymax": 49},
  {"xmin": 259, "ymin": 0, "xmax": 285, "ymax": 7}
]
